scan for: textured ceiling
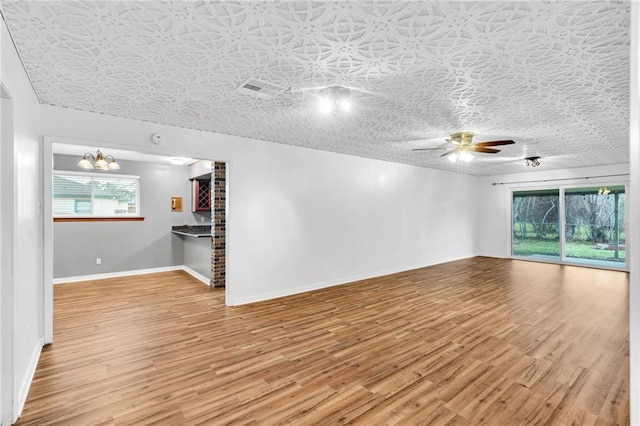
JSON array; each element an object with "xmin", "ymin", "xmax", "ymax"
[{"xmin": 0, "ymin": 1, "xmax": 631, "ymax": 175}]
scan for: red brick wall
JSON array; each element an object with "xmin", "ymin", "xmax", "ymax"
[{"xmin": 211, "ymin": 162, "xmax": 226, "ymax": 287}]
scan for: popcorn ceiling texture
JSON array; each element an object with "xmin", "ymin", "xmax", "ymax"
[{"xmin": 1, "ymin": 1, "xmax": 630, "ymax": 175}]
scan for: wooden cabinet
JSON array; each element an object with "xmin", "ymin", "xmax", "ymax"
[{"xmin": 191, "ymin": 179, "xmax": 211, "ymax": 212}]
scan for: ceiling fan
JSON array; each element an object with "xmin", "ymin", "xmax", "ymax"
[{"xmin": 412, "ymin": 132, "xmax": 515, "ymax": 162}]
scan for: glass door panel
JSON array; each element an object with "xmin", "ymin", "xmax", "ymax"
[
  {"xmin": 512, "ymin": 189, "xmax": 560, "ymax": 260},
  {"xmin": 564, "ymin": 186, "xmax": 625, "ymax": 267}
]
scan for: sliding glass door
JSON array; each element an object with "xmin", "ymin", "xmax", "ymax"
[
  {"xmin": 512, "ymin": 190, "xmax": 560, "ymax": 260},
  {"xmin": 512, "ymin": 185, "xmax": 626, "ymax": 269},
  {"xmin": 564, "ymin": 186, "xmax": 625, "ymax": 267}
]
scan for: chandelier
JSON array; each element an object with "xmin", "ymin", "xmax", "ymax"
[{"xmin": 77, "ymin": 149, "xmax": 120, "ymax": 171}]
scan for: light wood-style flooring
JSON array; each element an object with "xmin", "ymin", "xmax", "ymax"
[{"xmin": 17, "ymin": 257, "xmax": 629, "ymax": 425}]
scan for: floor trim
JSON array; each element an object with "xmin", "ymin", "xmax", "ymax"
[
  {"xmin": 227, "ymin": 256, "xmax": 468, "ymax": 306},
  {"xmin": 53, "ymin": 266, "xmax": 210, "ymax": 286}
]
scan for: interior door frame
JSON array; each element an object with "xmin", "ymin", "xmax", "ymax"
[
  {"xmin": 42, "ymin": 135, "xmax": 231, "ymax": 345},
  {"xmin": 1, "ymin": 79, "xmax": 16, "ymax": 426},
  {"xmin": 43, "ymin": 137, "xmax": 53, "ymax": 344}
]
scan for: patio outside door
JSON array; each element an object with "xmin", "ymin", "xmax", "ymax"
[
  {"xmin": 512, "ymin": 185, "xmax": 626, "ymax": 269},
  {"xmin": 512, "ymin": 189, "xmax": 561, "ymax": 261},
  {"xmin": 564, "ymin": 186, "xmax": 625, "ymax": 268}
]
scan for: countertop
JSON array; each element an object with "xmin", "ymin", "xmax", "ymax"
[{"xmin": 171, "ymin": 225, "xmax": 212, "ymax": 238}]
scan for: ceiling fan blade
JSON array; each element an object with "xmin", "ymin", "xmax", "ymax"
[
  {"xmin": 474, "ymin": 140, "xmax": 515, "ymax": 147},
  {"xmin": 412, "ymin": 147, "xmax": 449, "ymax": 151},
  {"xmin": 440, "ymin": 150, "xmax": 455, "ymax": 157},
  {"xmin": 474, "ymin": 147, "xmax": 501, "ymax": 154}
]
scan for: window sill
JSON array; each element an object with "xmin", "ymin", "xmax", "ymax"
[{"xmin": 54, "ymin": 217, "xmax": 145, "ymax": 222}]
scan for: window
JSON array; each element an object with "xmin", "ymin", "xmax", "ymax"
[
  {"xmin": 512, "ymin": 184, "xmax": 627, "ymax": 269},
  {"xmin": 74, "ymin": 199, "xmax": 91, "ymax": 214},
  {"xmin": 53, "ymin": 171, "xmax": 140, "ymax": 217},
  {"xmin": 512, "ymin": 189, "xmax": 560, "ymax": 260},
  {"xmin": 564, "ymin": 186, "xmax": 625, "ymax": 266}
]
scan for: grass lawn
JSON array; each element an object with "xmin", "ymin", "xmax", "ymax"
[{"xmin": 513, "ymin": 239, "xmax": 625, "ymax": 262}]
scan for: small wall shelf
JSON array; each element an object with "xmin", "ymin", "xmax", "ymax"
[{"xmin": 192, "ymin": 179, "xmax": 211, "ymax": 212}]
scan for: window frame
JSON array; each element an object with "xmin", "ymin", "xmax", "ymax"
[
  {"xmin": 53, "ymin": 170, "xmax": 142, "ymax": 220},
  {"xmin": 509, "ymin": 182, "xmax": 628, "ymax": 271}
]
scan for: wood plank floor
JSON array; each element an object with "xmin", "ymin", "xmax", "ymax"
[{"xmin": 17, "ymin": 257, "xmax": 629, "ymax": 425}]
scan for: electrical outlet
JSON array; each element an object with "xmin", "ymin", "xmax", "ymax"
[{"xmin": 96, "ymin": 257, "xmax": 102, "ymax": 265}]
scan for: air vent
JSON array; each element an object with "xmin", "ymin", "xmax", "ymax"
[{"xmin": 235, "ymin": 78, "xmax": 287, "ymax": 99}]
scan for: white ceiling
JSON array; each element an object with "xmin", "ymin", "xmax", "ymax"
[
  {"xmin": 52, "ymin": 143, "xmax": 197, "ymax": 166},
  {"xmin": 0, "ymin": 1, "xmax": 630, "ymax": 176}
]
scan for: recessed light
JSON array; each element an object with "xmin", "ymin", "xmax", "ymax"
[
  {"xmin": 318, "ymin": 97, "xmax": 333, "ymax": 114},
  {"xmin": 170, "ymin": 158, "xmax": 193, "ymax": 165}
]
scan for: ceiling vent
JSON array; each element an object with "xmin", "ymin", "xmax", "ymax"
[{"xmin": 235, "ymin": 78, "xmax": 287, "ymax": 99}]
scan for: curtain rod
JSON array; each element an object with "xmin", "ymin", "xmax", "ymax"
[{"xmin": 491, "ymin": 173, "xmax": 629, "ymax": 186}]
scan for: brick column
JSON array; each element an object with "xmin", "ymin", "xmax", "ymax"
[{"xmin": 210, "ymin": 162, "xmax": 226, "ymax": 287}]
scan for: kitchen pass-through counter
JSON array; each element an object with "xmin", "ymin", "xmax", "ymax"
[{"xmin": 171, "ymin": 225, "xmax": 212, "ymax": 238}]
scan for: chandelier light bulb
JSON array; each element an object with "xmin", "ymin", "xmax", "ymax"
[
  {"xmin": 77, "ymin": 155, "xmax": 94, "ymax": 169},
  {"xmin": 339, "ymin": 99, "xmax": 351, "ymax": 112},
  {"xmin": 598, "ymin": 187, "xmax": 610, "ymax": 195},
  {"xmin": 95, "ymin": 159, "xmax": 108, "ymax": 170}
]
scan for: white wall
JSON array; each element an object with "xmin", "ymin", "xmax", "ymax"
[
  {"xmin": 0, "ymin": 18, "xmax": 43, "ymax": 425},
  {"xmin": 0, "ymin": 28, "xmax": 12, "ymax": 425},
  {"xmin": 41, "ymin": 105, "xmax": 481, "ymax": 306},
  {"xmin": 476, "ymin": 164, "xmax": 630, "ymax": 259},
  {"xmin": 183, "ymin": 237, "xmax": 211, "ymax": 279}
]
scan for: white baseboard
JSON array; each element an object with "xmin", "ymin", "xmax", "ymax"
[
  {"xmin": 14, "ymin": 337, "xmax": 43, "ymax": 423},
  {"xmin": 227, "ymin": 256, "xmax": 469, "ymax": 306},
  {"xmin": 53, "ymin": 265, "xmax": 210, "ymax": 286},
  {"xmin": 182, "ymin": 266, "xmax": 210, "ymax": 285}
]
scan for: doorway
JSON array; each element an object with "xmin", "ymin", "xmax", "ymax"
[{"xmin": 43, "ymin": 136, "xmax": 229, "ymax": 344}]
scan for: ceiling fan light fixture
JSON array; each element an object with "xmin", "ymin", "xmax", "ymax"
[
  {"xmin": 451, "ymin": 132, "xmax": 475, "ymax": 145},
  {"xmin": 459, "ymin": 151, "xmax": 473, "ymax": 162},
  {"xmin": 447, "ymin": 149, "xmax": 473, "ymax": 163}
]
